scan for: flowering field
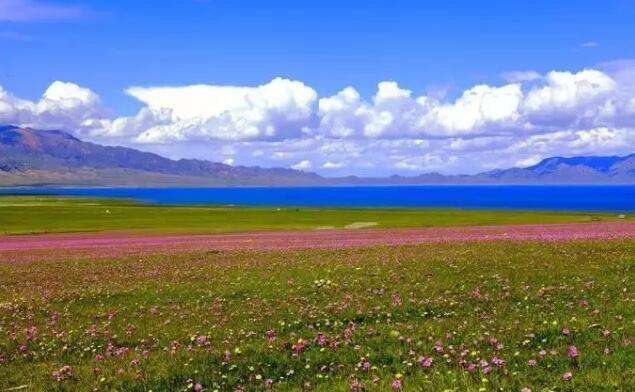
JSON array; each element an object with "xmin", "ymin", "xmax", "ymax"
[{"xmin": 0, "ymin": 239, "xmax": 633, "ymax": 391}]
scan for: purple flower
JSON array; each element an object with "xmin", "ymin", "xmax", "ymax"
[
  {"xmin": 419, "ymin": 356, "xmax": 433, "ymax": 368},
  {"xmin": 316, "ymin": 332, "xmax": 327, "ymax": 346},
  {"xmin": 567, "ymin": 345, "xmax": 578, "ymax": 359},
  {"xmin": 492, "ymin": 357, "xmax": 505, "ymax": 367},
  {"xmin": 391, "ymin": 379, "xmax": 402, "ymax": 390}
]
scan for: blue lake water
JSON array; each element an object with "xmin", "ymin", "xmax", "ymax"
[{"xmin": 0, "ymin": 185, "xmax": 634, "ymax": 211}]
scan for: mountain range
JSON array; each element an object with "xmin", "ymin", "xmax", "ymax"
[{"xmin": 1, "ymin": 125, "xmax": 633, "ymax": 186}]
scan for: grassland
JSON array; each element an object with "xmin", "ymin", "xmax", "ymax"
[
  {"xmin": 0, "ymin": 196, "xmax": 628, "ymax": 235},
  {"xmin": 0, "ymin": 240, "xmax": 633, "ymax": 391}
]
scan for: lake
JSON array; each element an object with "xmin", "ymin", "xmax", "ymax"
[{"xmin": 1, "ymin": 185, "xmax": 633, "ymax": 211}]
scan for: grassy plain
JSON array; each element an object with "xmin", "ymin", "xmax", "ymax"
[
  {"xmin": 0, "ymin": 196, "xmax": 627, "ymax": 235},
  {"xmin": 0, "ymin": 240, "xmax": 633, "ymax": 391}
]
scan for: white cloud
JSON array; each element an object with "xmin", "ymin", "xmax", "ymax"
[
  {"xmin": 1, "ymin": 63, "xmax": 635, "ymax": 176},
  {"xmin": 322, "ymin": 161, "xmax": 345, "ymax": 169},
  {"xmin": 524, "ymin": 70, "xmax": 615, "ymax": 112},
  {"xmin": 291, "ymin": 160, "xmax": 312, "ymax": 170},
  {"xmin": 0, "ymin": 0, "xmax": 85, "ymax": 22},
  {"xmin": 422, "ymin": 83, "xmax": 524, "ymax": 134},
  {"xmin": 110, "ymin": 77, "xmax": 318, "ymax": 143},
  {"xmin": 0, "ymin": 80, "xmax": 103, "ymax": 131},
  {"xmin": 581, "ymin": 41, "xmax": 599, "ymax": 48}
]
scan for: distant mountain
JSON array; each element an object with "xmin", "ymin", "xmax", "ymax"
[
  {"xmin": 479, "ymin": 154, "xmax": 635, "ymax": 183},
  {"xmin": 0, "ymin": 126, "xmax": 323, "ymax": 186},
  {"xmin": 0, "ymin": 125, "xmax": 633, "ymax": 186}
]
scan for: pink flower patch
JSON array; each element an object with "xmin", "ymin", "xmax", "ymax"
[
  {"xmin": 419, "ymin": 356, "xmax": 433, "ymax": 368},
  {"xmin": 567, "ymin": 345, "xmax": 579, "ymax": 359}
]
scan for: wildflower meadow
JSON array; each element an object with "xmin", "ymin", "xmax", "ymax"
[{"xmin": 0, "ymin": 239, "xmax": 632, "ymax": 391}]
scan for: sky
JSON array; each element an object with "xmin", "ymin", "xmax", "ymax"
[{"xmin": 1, "ymin": 0, "xmax": 634, "ymax": 176}]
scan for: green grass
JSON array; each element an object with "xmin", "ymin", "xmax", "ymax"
[
  {"xmin": 0, "ymin": 196, "xmax": 627, "ymax": 235},
  {"xmin": 0, "ymin": 240, "xmax": 633, "ymax": 391}
]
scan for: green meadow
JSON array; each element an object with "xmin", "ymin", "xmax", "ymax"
[
  {"xmin": 0, "ymin": 240, "xmax": 633, "ymax": 391},
  {"xmin": 0, "ymin": 196, "xmax": 626, "ymax": 235}
]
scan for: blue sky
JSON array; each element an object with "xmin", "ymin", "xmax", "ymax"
[{"xmin": 1, "ymin": 0, "xmax": 634, "ymax": 176}]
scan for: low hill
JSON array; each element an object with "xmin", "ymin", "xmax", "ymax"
[{"xmin": 1, "ymin": 125, "xmax": 633, "ymax": 186}]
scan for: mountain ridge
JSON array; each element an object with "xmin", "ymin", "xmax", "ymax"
[{"xmin": 1, "ymin": 125, "xmax": 633, "ymax": 186}]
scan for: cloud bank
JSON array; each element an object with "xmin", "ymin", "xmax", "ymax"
[{"xmin": 1, "ymin": 63, "xmax": 634, "ymax": 175}]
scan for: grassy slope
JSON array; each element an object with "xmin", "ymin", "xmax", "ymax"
[
  {"xmin": 0, "ymin": 240, "xmax": 633, "ymax": 391},
  {"xmin": 0, "ymin": 196, "xmax": 627, "ymax": 235}
]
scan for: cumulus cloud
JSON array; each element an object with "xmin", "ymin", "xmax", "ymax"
[
  {"xmin": 523, "ymin": 70, "xmax": 616, "ymax": 126},
  {"xmin": 108, "ymin": 77, "xmax": 318, "ymax": 143},
  {"xmin": 1, "ymin": 63, "xmax": 634, "ymax": 175},
  {"xmin": 0, "ymin": 81, "xmax": 103, "ymax": 131}
]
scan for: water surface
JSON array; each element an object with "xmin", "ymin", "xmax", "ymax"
[{"xmin": 1, "ymin": 185, "xmax": 633, "ymax": 211}]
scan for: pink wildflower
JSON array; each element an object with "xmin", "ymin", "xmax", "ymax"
[
  {"xmin": 563, "ymin": 371, "xmax": 573, "ymax": 381},
  {"xmin": 292, "ymin": 339, "xmax": 306, "ymax": 356},
  {"xmin": 52, "ymin": 365, "xmax": 73, "ymax": 381},
  {"xmin": 419, "ymin": 356, "xmax": 433, "ymax": 368},
  {"xmin": 350, "ymin": 379, "xmax": 364, "ymax": 391},
  {"xmin": 527, "ymin": 359, "xmax": 536, "ymax": 366},
  {"xmin": 567, "ymin": 345, "xmax": 578, "ymax": 359},
  {"xmin": 316, "ymin": 332, "xmax": 327, "ymax": 346},
  {"xmin": 195, "ymin": 335, "xmax": 208, "ymax": 345},
  {"xmin": 492, "ymin": 357, "xmax": 505, "ymax": 367},
  {"xmin": 26, "ymin": 326, "xmax": 37, "ymax": 341},
  {"xmin": 391, "ymin": 379, "xmax": 402, "ymax": 390},
  {"xmin": 265, "ymin": 329, "xmax": 276, "ymax": 342}
]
